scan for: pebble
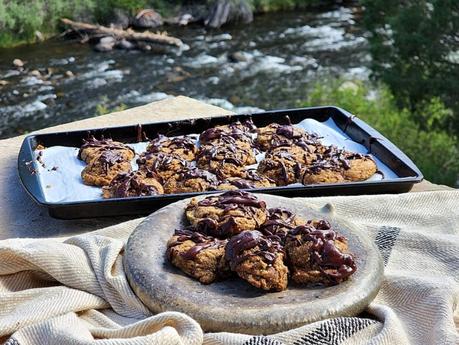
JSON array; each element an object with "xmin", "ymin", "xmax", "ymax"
[
  {"xmin": 30, "ymin": 70, "xmax": 42, "ymax": 78},
  {"xmin": 65, "ymin": 70, "xmax": 75, "ymax": 78},
  {"xmin": 115, "ymin": 39, "xmax": 135, "ymax": 50},
  {"xmin": 94, "ymin": 36, "xmax": 116, "ymax": 52},
  {"xmin": 13, "ymin": 59, "xmax": 25, "ymax": 68}
]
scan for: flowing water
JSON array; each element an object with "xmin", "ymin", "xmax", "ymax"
[{"xmin": 0, "ymin": 6, "xmax": 369, "ymax": 139}]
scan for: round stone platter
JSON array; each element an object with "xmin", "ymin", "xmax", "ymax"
[{"xmin": 124, "ymin": 194, "xmax": 384, "ymax": 334}]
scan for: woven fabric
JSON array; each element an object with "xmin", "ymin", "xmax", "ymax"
[{"xmin": 0, "ymin": 191, "xmax": 458, "ymax": 345}]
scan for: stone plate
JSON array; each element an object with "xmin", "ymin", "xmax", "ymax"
[{"xmin": 124, "ymin": 194, "xmax": 384, "ymax": 334}]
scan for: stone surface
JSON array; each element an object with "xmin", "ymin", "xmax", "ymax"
[{"xmin": 124, "ymin": 194, "xmax": 384, "ymax": 334}]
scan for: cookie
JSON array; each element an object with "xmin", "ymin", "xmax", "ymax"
[
  {"xmin": 260, "ymin": 208, "xmax": 306, "ymax": 244},
  {"xmin": 217, "ymin": 169, "xmax": 276, "ymax": 190},
  {"xmin": 257, "ymin": 150, "xmax": 300, "ymax": 186},
  {"xmin": 196, "ymin": 140, "xmax": 256, "ymax": 179},
  {"xmin": 269, "ymin": 140, "xmax": 319, "ymax": 165},
  {"xmin": 163, "ymin": 167, "xmax": 219, "ymax": 194},
  {"xmin": 225, "ymin": 230, "xmax": 288, "ymax": 291},
  {"xmin": 257, "ymin": 123, "xmax": 318, "ymax": 151},
  {"xmin": 197, "ymin": 139, "xmax": 257, "ymax": 165},
  {"xmin": 185, "ymin": 191, "xmax": 268, "ymax": 238},
  {"xmin": 199, "ymin": 119, "xmax": 256, "ymax": 146},
  {"xmin": 285, "ymin": 221, "xmax": 356, "ymax": 285},
  {"xmin": 78, "ymin": 136, "xmax": 135, "ymax": 164},
  {"xmin": 137, "ymin": 152, "xmax": 189, "ymax": 182},
  {"xmin": 299, "ymin": 146, "xmax": 377, "ymax": 184},
  {"xmin": 102, "ymin": 170, "xmax": 163, "ymax": 198},
  {"xmin": 81, "ymin": 150, "xmax": 132, "ymax": 186},
  {"xmin": 146, "ymin": 135, "xmax": 197, "ymax": 161},
  {"xmin": 167, "ymin": 228, "xmax": 229, "ymax": 284}
]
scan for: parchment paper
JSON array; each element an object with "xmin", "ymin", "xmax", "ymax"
[{"xmin": 34, "ymin": 118, "xmax": 399, "ymax": 202}]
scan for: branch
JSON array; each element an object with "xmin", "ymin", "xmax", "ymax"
[{"xmin": 60, "ymin": 18, "xmax": 183, "ymax": 47}]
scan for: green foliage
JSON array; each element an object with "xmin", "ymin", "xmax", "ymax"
[
  {"xmin": 0, "ymin": 0, "xmax": 96, "ymax": 46},
  {"xmin": 362, "ymin": 0, "xmax": 459, "ymax": 135},
  {"xmin": 249, "ymin": 0, "xmax": 329, "ymax": 12},
  {"xmin": 305, "ymin": 80, "xmax": 459, "ymax": 186},
  {"xmin": 95, "ymin": 97, "xmax": 128, "ymax": 115},
  {"xmin": 0, "ymin": 0, "xmax": 176, "ymax": 46}
]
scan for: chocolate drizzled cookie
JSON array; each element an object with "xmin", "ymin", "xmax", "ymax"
[
  {"xmin": 185, "ymin": 191, "xmax": 268, "ymax": 238},
  {"xmin": 167, "ymin": 228, "xmax": 230, "ymax": 284},
  {"xmin": 137, "ymin": 152, "xmax": 189, "ymax": 183},
  {"xmin": 257, "ymin": 150, "xmax": 300, "ymax": 186},
  {"xmin": 199, "ymin": 119, "xmax": 257, "ymax": 146},
  {"xmin": 146, "ymin": 135, "xmax": 197, "ymax": 161},
  {"xmin": 102, "ymin": 170, "xmax": 163, "ymax": 198},
  {"xmin": 196, "ymin": 138, "xmax": 257, "ymax": 179},
  {"xmin": 225, "ymin": 230, "xmax": 288, "ymax": 291},
  {"xmin": 257, "ymin": 123, "xmax": 320, "ymax": 151},
  {"xmin": 163, "ymin": 167, "xmax": 219, "ymax": 194},
  {"xmin": 285, "ymin": 221, "xmax": 357, "ymax": 285},
  {"xmin": 78, "ymin": 136, "xmax": 135, "ymax": 164},
  {"xmin": 299, "ymin": 145, "xmax": 377, "ymax": 184},
  {"xmin": 81, "ymin": 150, "xmax": 132, "ymax": 186}
]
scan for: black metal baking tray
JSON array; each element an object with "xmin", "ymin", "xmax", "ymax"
[{"xmin": 18, "ymin": 106, "xmax": 423, "ymax": 219}]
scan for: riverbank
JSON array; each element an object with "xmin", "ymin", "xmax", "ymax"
[{"xmin": 0, "ymin": 0, "xmax": 347, "ymax": 48}]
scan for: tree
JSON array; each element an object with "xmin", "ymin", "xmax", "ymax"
[{"xmin": 362, "ymin": 0, "xmax": 459, "ymax": 134}]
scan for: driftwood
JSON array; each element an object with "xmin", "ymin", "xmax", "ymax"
[{"xmin": 60, "ymin": 18, "xmax": 183, "ymax": 47}]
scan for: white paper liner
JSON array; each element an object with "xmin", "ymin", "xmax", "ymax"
[{"xmin": 34, "ymin": 118, "xmax": 398, "ymax": 203}]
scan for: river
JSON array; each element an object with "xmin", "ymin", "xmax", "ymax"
[{"xmin": 0, "ymin": 5, "xmax": 369, "ymax": 139}]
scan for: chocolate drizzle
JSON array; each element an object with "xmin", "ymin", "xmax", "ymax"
[
  {"xmin": 168, "ymin": 228, "xmax": 226, "ymax": 260},
  {"xmin": 176, "ymin": 167, "xmax": 219, "ymax": 185},
  {"xmin": 196, "ymin": 139, "xmax": 251, "ymax": 167},
  {"xmin": 260, "ymin": 208, "xmax": 298, "ymax": 244},
  {"xmin": 97, "ymin": 150, "xmax": 129, "ymax": 173},
  {"xmin": 198, "ymin": 190, "xmax": 266, "ymax": 209},
  {"xmin": 147, "ymin": 135, "xmax": 197, "ymax": 155},
  {"xmin": 194, "ymin": 191, "xmax": 267, "ymax": 238},
  {"xmin": 288, "ymin": 223, "xmax": 356, "ymax": 282},
  {"xmin": 225, "ymin": 230, "xmax": 282, "ymax": 269},
  {"xmin": 222, "ymin": 169, "xmax": 273, "ymax": 189},
  {"xmin": 302, "ymin": 145, "xmax": 369, "ymax": 175},
  {"xmin": 137, "ymin": 152, "xmax": 189, "ymax": 177},
  {"xmin": 78, "ymin": 136, "xmax": 134, "ymax": 160},
  {"xmin": 107, "ymin": 171, "xmax": 161, "ymax": 197},
  {"xmin": 199, "ymin": 119, "xmax": 256, "ymax": 145}
]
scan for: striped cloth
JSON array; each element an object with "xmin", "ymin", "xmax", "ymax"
[{"xmin": 0, "ymin": 191, "xmax": 458, "ymax": 345}]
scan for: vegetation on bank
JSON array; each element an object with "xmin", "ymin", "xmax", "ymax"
[
  {"xmin": 361, "ymin": 0, "xmax": 459, "ymax": 138},
  {"xmin": 304, "ymin": 80, "xmax": 459, "ymax": 186},
  {"xmin": 0, "ymin": 0, "xmax": 331, "ymax": 47}
]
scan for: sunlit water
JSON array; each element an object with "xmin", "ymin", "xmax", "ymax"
[{"xmin": 0, "ymin": 6, "xmax": 369, "ymax": 138}]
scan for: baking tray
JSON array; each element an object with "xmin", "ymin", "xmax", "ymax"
[{"xmin": 18, "ymin": 106, "xmax": 423, "ymax": 219}]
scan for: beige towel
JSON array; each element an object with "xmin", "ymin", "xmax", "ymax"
[{"xmin": 1, "ymin": 191, "xmax": 458, "ymax": 345}]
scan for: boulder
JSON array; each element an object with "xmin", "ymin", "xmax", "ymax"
[
  {"xmin": 115, "ymin": 39, "xmax": 135, "ymax": 50},
  {"xmin": 94, "ymin": 36, "xmax": 116, "ymax": 52},
  {"xmin": 110, "ymin": 9, "xmax": 130, "ymax": 29},
  {"xmin": 205, "ymin": 0, "xmax": 253, "ymax": 28},
  {"xmin": 178, "ymin": 13, "xmax": 194, "ymax": 26},
  {"xmin": 131, "ymin": 9, "xmax": 163, "ymax": 29}
]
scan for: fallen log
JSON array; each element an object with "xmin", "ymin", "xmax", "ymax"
[{"xmin": 60, "ymin": 18, "xmax": 183, "ymax": 47}]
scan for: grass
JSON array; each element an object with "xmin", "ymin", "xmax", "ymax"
[{"xmin": 304, "ymin": 80, "xmax": 459, "ymax": 186}]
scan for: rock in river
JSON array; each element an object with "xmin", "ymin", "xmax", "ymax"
[
  {"xmin": 131, "ymin": 9, "xmax": 163, "ymax": 28},
  {"xmin": 94, "ymin": 36, "xmax": 116, "ymax": 52}
]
